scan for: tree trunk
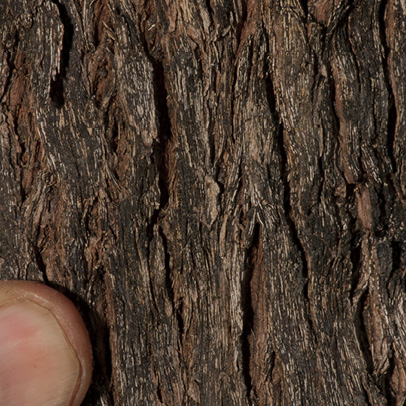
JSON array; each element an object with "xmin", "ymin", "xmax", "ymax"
[{"xmin": 1, "ymin": 0, "xmax": 405, "ymax": 404}]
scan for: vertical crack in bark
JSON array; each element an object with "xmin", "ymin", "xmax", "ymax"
[
  {"xmin": 275, "ymin": 117, "xmax": 311, "ymax": 312},
  {"xmin": 49, "ymin": 0, "xmax": 73, "ymax": 107},
  {"xmin": 204, "ymin": 0, "xmax": 214, "ymax": 17},
  {"xmin": 328, "ymin": 50, "xmax": 366, "ymax": 303},
  {"xmin": 146, "ymin": 51, "xmax": 183, "ymax": 334},
  {"xmin": 146, "ymin": 56, "xmax": 171, "ymax": 240},
  {"xmin": 145, "ymin": 53, "xmax": 180, "ymax": 335},
  {"xmin": 263, "ymin": 52, "xmax": 310, "ymax": 286},
  {"xmin": 160, "ymin": 227, "xmax": 184, "ymax": 338},
  {"xmin": 326, "ymin": 38, "xmax": 343, "ymax": 154},
  {"xmin": 383, "ymin": 344, "xmax": 396, "ymax": 405},
  {"xmin": 298, "ymin": 0, "xmax": 308, "ymax": 17},
  {"xmin": 355, "ymin": 289, "xmax": 375, "ymax": 382},
  {"xmin": 103, "ymin": 321, "xmax": 113, "ymax": 396},
  {"xmin": 34, "ymin": 247, "xmax": 49, "ymax": 283},
  {"xmin": 141, "ymin": 34, "xmax": 185, "ymax": 349},
  {"xmin": 84, "ymin": 288, "xmax": 114, "ymax": 406},
  {"xmin": 140, "ymin": 19, "xmax": 186, "ymax": 399},
  {"xmin": 349, "ymin": 243, "xmax": 362, "ymax": 302},
  {"xmin": 361, "ymin": 385, "xmax": 373, "ymax": 406},
  {"xmin": 349, "ymin": 195, "xmax": 363, "ymax": 302},
  {"xmin": 235, "ymin": 0, "xmax": 248, "ymax": 50},
  {"xmin": 277, "ymin": 121, "xmax": 310, "ymax": 293},
  {"xmin": 378, "ymin": 0, "xmax": 397, "ymax": 175},
  {"xmin": 390, "ymin": 241, "xmax": 401, "ymax": 276},
  {"xmin": 0, "ymin": 30, "xmax": 18, "ymax": 101},
  {"xmin": 242, "ymin": 222, "xmax": 260, "ymax": 402},
  {"xmin": 264, "ymin": 57, "xmax": 313, "ymax": 330},
  {"xmin": 376, "ymin": 180, "xmax": 395, "ymax": 242},
  {"xmin": 156, "ymin": 376, "xmax": 164, "ymax": 403},
  {"xmin": 18, "ymin": 133, "xmax": 28, "ymax": 205},
  {"xmin": 108, "ymin": 113, "xmax": 119, "ymax": 155},
  {"xmin": 375, "ymin": 6, "xmax": 399, "ymax": 402}
]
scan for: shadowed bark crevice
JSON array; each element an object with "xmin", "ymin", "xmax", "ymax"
[
  {"xmin": 378, "ymin": 0, "xmax": 397, "ymax": 175},
  {"xmin": 298, "ymin": 0, "xmax": 308, "ymax": 17},
  {"xmin": 383, "ymin": 346, "xmax": 396, "ymax": 405},
  {"xmin": 18, "ymin": 138, "xmax": 28, "ymax": 204},
  {"xmin": 263, "ymin": 49, "xmax": 313, "ymax": 333},
  {"xmin": 276, "ymin": 120, "xmax": 310, "ymax": 302},
  {"xmin": 242, "ymin": 222, "xmax": 260, "ymax": 401},
  {"xmin": 34, "ymin": 247, "xmax": 48, "ymax": 283},
  {"xmin": 157, "ymin": 377, "xmax": 164, "ymax": 403},
  {"xmin": 236, "ymin": 0, "xmax": 248, "ymax": 47},
  {"xmin": 146, "ymin": 56, "xmax": 171, "ymax": 242},
  {"xmin": 390, "ymin": 241, "xmax": 402, "ymax": 274},
  {"xmin": 349, "ymin": 196, "xmax": 363, "ymax": 302},
  {"xmin": 49, "ymin": 0, "xmax": 74, "ymax": 107},
  {"xmin": 161, "ymin": 227, "xmax": 184, "ymax": 339},
  {"xmin": 361, "ymin": 384, "xmax": 373, "ymax": 406},
  {"xmin": 204, "ymin": 0, "xmax": 214, "ymax": 18},
  {"xmin": 356, "ymin": 290, "xmax": 374, "ymax": 376},
  {"xmin": 327, "ymin": 53, "xmax": 341, "ymax": 148},
  {"xmin": 87, "ymin": 295, "xmax": 114, "ymax": 405},
  {"xmin": 349, "ymin": 239, "xmax": 363, "ymax": 302},
  {"xmin": 263, "ymin": 47, "xmax": 309, "ymax": 295},
  {"xmin": 0, "ymin": 30, "xmax": 19, "ymax": 102}
]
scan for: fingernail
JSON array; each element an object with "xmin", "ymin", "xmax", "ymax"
[{"xmin": 0, "ymin": 282, "xmax": 92, "ymax": 406}]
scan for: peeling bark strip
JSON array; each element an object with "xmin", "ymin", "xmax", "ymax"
[{"xmin": 1, "ymin": 0, "xmax": 406, "ymax": 404}]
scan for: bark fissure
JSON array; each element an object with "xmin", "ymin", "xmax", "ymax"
[
  {"xmin": 34, "ymin": 247, "xmax": 49, "ymax": 283},
  {"xmin": 378, "ymin": 0, "xmax": 397, "ymax": 175},
  {"xmin": 161, "ymin": 227, "xmax": 184, "ymax": 339},
  {"xmin": 390, "ymin": 241, "xmax": 401, "ymax": 274},
  {"xmin": 152, "ymin": 60, "xmax": 171, "ymax": 202},
  {"xmin": 349, "ymin": 191, "xmax": 363, "ymax": 302},
  {"xmin": 356, "ymin": 290, "xmax": 375, "ymax": 381},
  {"xmin": 204, "ymin": 0, "xmax": 214, "ymax": 18},
  {"xmin": 236, "ymin": 0, "xmax": 248, "ymax": 49},
  {"xmin": 263, "ymin": 51, "xmax": 310, "ymax": 298},
  {"xmin": 277, "ymin": 121, "xmax": 310, "ymax": 303},
  {"xmin": 263, "ymin": 50, "xmax": 277, "ymax": 121},
  {"xmin": 242, "ymin": 222, "xmax": 260, "ymax": 402},
  {"xmin": 264, "ymin": 51, "xmax": 315, "ymax": 336},
  {"xmin": 157, "ymin": 377, "xmax": 164, "ymax": 403},
  {"xmin": 147, "ymin": 57, "xmax": 171, "ymax": 242},
  {"xmin": 87, "ymin": 298, "xmax": 114, "ymax": 406},
  {"xmin": 327, "ymin": 55, "xmax": 341, "ymax": 151},
  {"xmin": 0, "ymin": 31, "xmax": 18, "ymax": 103},
  {"xmin": 298, "ymin": 0, "xmax": 308, "ymax": 17},
  {"xmin": 383, "ymin": 344, "xmax": 396, "ymax": 405},
  {"xmin": 361, "ymin": 384, "xmax": 373, "ymax": 406},
  {"xmin": 49, "ymin": 0, "xmax": 73, "ymax": 107},
  {"xmin": 17, "ymin": 135, "xmax": 28, "ymax": 205}
]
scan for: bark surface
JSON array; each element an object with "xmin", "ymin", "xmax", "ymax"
[{"xmin": 1, "ymin": 0, "xmax": 406, "ymax": 405}]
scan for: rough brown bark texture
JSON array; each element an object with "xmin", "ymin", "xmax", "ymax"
[{"xmin": 1, "ymin": 0, "xmax": 406, "ymax": 405}]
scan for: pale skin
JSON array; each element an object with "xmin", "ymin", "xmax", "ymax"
[{"xmin": 0, "ymin": 281, "xmax": 92, "ymax": 406}]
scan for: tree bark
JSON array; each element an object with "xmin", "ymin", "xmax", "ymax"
[{"xmin": 1, "ymin": 0, "xmax": 406, "ymax": 405}]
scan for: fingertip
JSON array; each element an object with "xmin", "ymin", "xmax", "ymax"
[{"xmin": 0, "ymin": 280, "xmax": 93, "ymax": 406}]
